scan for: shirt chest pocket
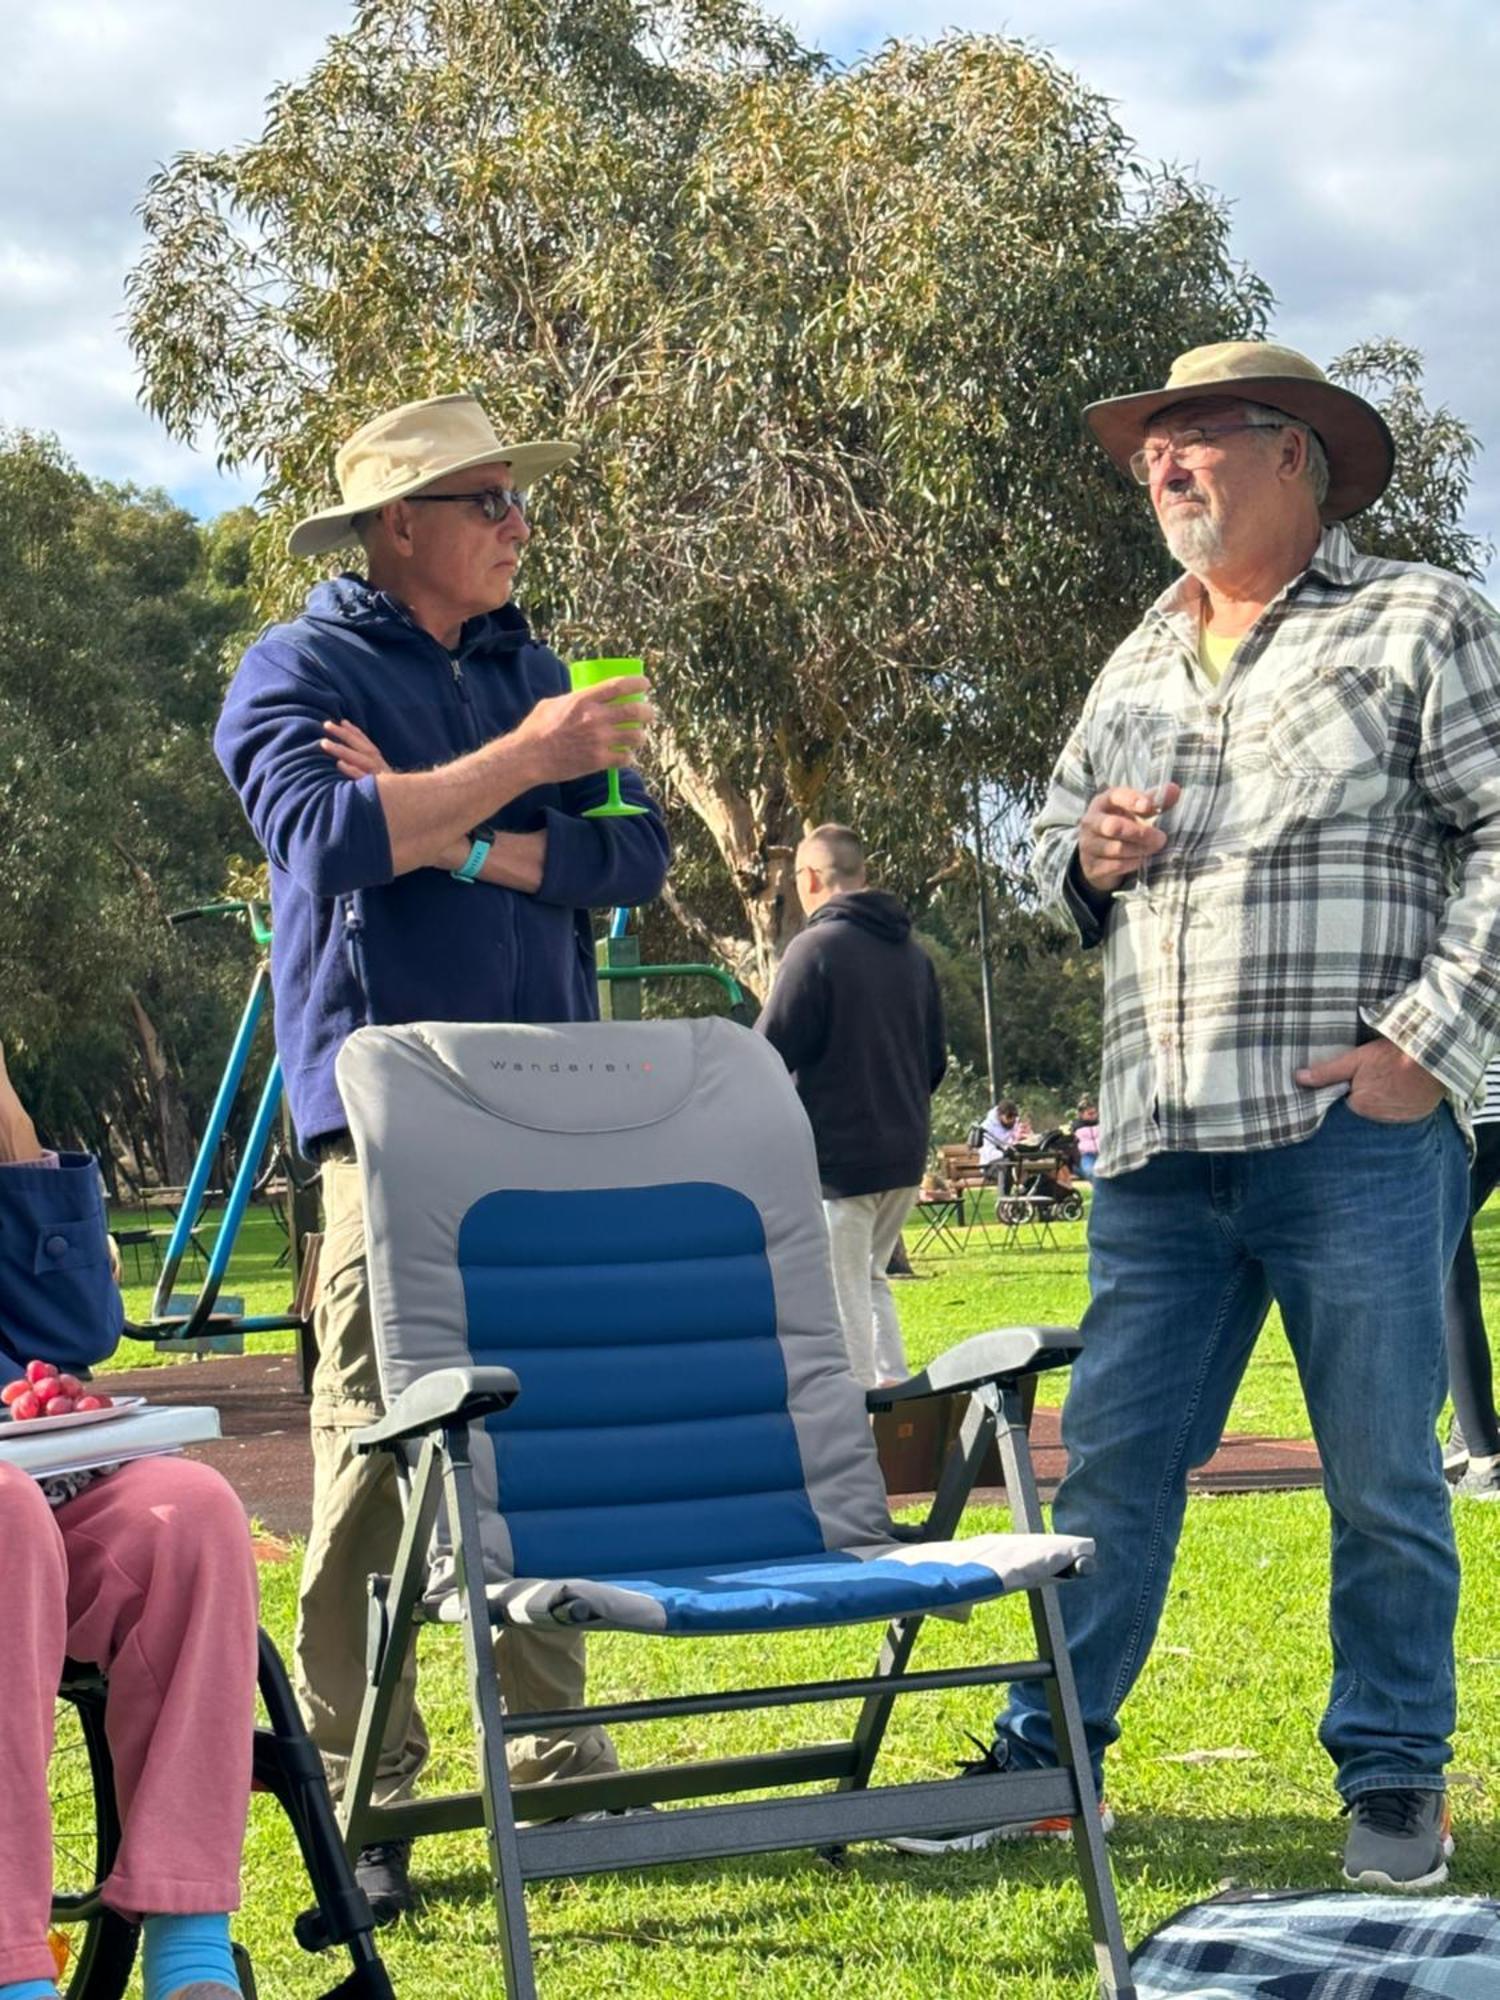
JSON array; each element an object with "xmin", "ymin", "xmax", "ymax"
[
  {"xmin": 1265, "ymin": 665, "xmax": 1392, "ymax": 786},
  {"xmin": 32, "ymin": 1218, "xmax": 108, "ymax": 1277}
]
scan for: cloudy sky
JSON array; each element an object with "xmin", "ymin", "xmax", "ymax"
[{"xmin": 5, "ymin": 0, "xmax": 1496, "ymax": 575}]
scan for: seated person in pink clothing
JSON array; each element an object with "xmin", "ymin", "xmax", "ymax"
[
  {"xmin": 1073, "ymin": 1102, "xmax": 1101, "ymax": 1182},
  {"xmin": 0, "ymin": 1043, "xmax": 259, "ymax": 2000}
]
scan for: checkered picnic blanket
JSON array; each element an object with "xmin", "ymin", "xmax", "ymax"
[{"xmin": 1131, "ymin": 1891, "xmax": 1500, "ymax": 1997}]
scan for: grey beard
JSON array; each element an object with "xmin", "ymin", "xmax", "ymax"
[{"xmin": 1162, "ymin": 508, "xmax": 1226, "ymax": 575}]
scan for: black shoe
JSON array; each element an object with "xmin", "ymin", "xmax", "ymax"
[{"xmin": 355, "ymin": 1839, "xmax": 416, "ymax": 1925}]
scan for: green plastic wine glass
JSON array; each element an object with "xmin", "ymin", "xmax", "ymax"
[{"xmin": 568, "ymin": 657, "xmax": 649, "ymax": 817}]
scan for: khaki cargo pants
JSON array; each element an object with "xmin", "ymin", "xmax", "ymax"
[{"xmin": 294, "ymin": 1139, "xmax": 618, "ymax": 1807}]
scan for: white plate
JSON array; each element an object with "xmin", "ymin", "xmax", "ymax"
[{"xmin": 0, "ymin": 1395, "xmax": 146, "ymax": 1433}]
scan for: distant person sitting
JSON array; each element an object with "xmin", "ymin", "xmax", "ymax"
[
  {"xmin": 1073, "ymin": 1103, "xmax": 1101, "ymax": 1183},
  {"xmin": 756, "ymin": 825, "xmax": 946, "ymax": 1387},
  {"xmin": 977, "ymin": 1100, "xmax": 1032, "ymax": 1176}
]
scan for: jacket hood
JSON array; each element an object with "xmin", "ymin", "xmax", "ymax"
[
  {"xmin": 301, "ymin": 573, "xmax": 529, "ymax": 653},
  {"xmin": 805, "ymin": 889, "xmax": 912, "ymax": 943}
]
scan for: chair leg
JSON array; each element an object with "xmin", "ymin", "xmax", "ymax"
[
  {"xmin": 996, "ymin": 1388, "xmax": 1136, "ymax": 1999},
  {"xmin": 340, "ymin": 1440, "xmax": 447, "ymax": 1853},
  {"xmin": 253, "ymin": 1636, "xmax": 397, "ymax": 1997},
  {"xmin": 843, "ymin": 1390, "xmax": 1000, "ymax": 1795},
  {"xmin": 441, "ymin": 1428, "xmax": 539, "ymax": 2000}
]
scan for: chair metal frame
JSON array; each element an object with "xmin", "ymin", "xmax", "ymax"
[{"xmin": 338, "ymin": 1334, "xmax": 1136, "ymax": 1999}]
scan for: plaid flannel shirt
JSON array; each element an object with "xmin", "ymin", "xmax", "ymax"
[{"xmin": 1033, "ymin": 524, "xmax": 1500, "ymax": 1179}]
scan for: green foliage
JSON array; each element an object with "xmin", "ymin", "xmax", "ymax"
[
  {"xmin": 127, "ymin": 0, "xmax": 1271, "ymax": 982},
  {"xmin": 0, "ymin": 432, "xmax": 257, "ymax": 1177},
  {"xmin": 1330, "ymin": 340, "xmax": 1492, "ymax": 580},
  {"xmin": 920, "ymin": 872, "xmax": 1104, "ymax": 1103}
]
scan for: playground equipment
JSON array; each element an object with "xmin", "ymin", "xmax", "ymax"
[{"xmin": 131, "ymin": 899, "xmax": 308, "ymax": 1356}]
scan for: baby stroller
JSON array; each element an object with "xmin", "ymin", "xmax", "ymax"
[{"xmin": 996, "ymin": 1128, "xmax": 1085, "ymax": 1225}]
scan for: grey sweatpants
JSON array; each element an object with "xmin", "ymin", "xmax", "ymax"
[{"xmin": 823, "ymin": 1186, "xmax": 918, "ymax": 1387}]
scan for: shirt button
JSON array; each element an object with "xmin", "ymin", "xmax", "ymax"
[
  {"xmin": 1160, "ymin": 936, "xmax": 1174, "ymax": 956},
  {"xmin": 1158, "ymin": 1032, "xmax": 1175, "ymax": 1052},
  {"xmin": 45, "ymin": 1234, "xmax": 69, "ymax": 1259}
]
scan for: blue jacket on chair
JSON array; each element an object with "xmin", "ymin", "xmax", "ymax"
[
  {"xmin": 214, "ymin": 577, "xmax": 671, "ymax": 1149},
  {"xmin": 0, "ymin": 1156, "xmax": 123, "ymax": 1387}
]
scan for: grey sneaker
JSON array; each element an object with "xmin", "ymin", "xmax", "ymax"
[
  {"xmin": 1444, "ymin": 1417, "xmax": 1470, "ymax": 1477},
  {"xmin": 1455, "ymin": 1458, "xmax": 1500, "ymax": 1499},
  {"xmin": 888, "ymin": 1737, "xmax": 1114, "ymax": 1857},
  {"xmin": 1342, "ymin": 1788, "xmax": 1452, "ymax": 1891}
]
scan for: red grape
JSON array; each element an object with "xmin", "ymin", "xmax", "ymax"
[
  {"xmin": 56, "ymin": 1375, "xmax": 82, "ymax": 1399},
  {"xmin": 42, "ymin": 1394, "xmax": 75, "ymax": 1418},
  {"xmin": 25, "ymin": 1359, "xmax": 54, "ymax": 1385},
  {"xmin": 1, "ymin": 1380, "xmax": 28, "ymax": 1406},
  {"xmin": 76, "ymin": 1395, "xmax": 109, "ymax": 1412},
  {"xmin": 13, "ymin": 1392, "xmax": 42, "ymax": 1421}
]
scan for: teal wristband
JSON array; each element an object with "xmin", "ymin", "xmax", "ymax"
[{"xmin": 450, "ymin": 835, "xmax": 492, "ymax": 884}]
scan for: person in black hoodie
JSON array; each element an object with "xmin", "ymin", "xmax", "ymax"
[{"xmin": 756, "ymin": 825, "xmax": 946, "ymax": 1385}]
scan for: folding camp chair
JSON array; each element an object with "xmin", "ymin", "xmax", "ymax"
[
  {"xmin": 908, "ymin": 1182, "xmax": 965, "ymax": 1255},
  {"xmin": 334, "ymin": 1017, "xmax": 1135, "ymax": 1999}
]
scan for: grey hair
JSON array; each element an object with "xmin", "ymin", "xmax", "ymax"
[{"xmin": 1239, "ymin": 400, "xmax": 1331, "ymax": 508}]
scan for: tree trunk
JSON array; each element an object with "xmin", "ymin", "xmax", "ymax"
[
  {"xmin": 653, "ymin": 727, "xmax": 810, "ymax": 999},
  {"xmin": 126, "ymin": 990, "xmax": 195, "ymax": 1186}
]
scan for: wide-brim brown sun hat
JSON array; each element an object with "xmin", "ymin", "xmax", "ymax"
[
  {"xmin": 288, "ymin": 391, "xmax": 580, "ymax": 558},
  {"xmin": 1083, "ymin": 340, "xmax": 1395, "ymax": 522}
]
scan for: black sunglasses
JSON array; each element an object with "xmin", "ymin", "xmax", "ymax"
[{"xmin": 405, "ymin": 486, "xmax": 527, "ymax": 524}]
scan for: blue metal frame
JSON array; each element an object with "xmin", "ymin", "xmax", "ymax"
[{"xmin": 141, "ymin": 951, "xmax": 302, "ymax": 1346}]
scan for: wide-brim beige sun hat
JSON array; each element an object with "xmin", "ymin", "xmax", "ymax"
[
  {"xmin": 288, "ymin": 391, "xmax": 580, "ymax": 558},
  {"xmin": 1083, "ymin": 340, "xmax": 1395, "ymax": 522}
]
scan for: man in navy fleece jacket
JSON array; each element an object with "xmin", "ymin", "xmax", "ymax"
[{"xmin": 214, "ymin": 392, "xmax": 669, "ymax": 1921}]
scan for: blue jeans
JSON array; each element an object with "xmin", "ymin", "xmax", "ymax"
[{"xmin": 998, "ymin": 1101, "xmax": 1467, "ymax": 1801}]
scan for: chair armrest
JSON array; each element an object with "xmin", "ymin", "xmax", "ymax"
[
  {"xmin": 352, "ymin": 1365, "xmax": 521, "ymax": 1452},
  {"xmin": 866, "ymin": 1326, "xmax": 1081, "ymax": 1410}
]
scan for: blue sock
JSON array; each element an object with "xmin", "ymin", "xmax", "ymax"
[
  {"xmin": 140, "ymin": 1913, "xmax": 240, "ymax": 2000},
  {"xmin": 0, "ymin": 1981, "xmax": 61, "ymax": 2000}
]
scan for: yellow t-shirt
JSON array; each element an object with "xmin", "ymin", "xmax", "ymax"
[{"xmin": 1197, "ymin": 618, "xmax": 1239, "ymax": 686}]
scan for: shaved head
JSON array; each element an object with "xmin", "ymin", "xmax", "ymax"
[{"xmin": 798, "ymin": 824, "xmax": 866, "ymax": 889}]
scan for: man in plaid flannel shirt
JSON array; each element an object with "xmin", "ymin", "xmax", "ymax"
[{"xmin": 910, "ymin": 341, "xmax": 1500, "ymax": 1890}]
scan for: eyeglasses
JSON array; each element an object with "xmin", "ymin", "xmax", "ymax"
[
  {"xmin": 404, "ymin": 486, "xmax": 528, "ymax": 524},
  {"xmin": 1129, "ymin": 420, "xmax": 1287, "ymax": 485}
]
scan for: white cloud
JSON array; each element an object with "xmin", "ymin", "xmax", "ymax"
[{"xmin": 4, "ymin": 0, "xmax": 1497, "ymax": 580}]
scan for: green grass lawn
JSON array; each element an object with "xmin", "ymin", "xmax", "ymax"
[{"xmin": 93, "ymin": 1195, "xmax": 1500, "ymax": 1996}]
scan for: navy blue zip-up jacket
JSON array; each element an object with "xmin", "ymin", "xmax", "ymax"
[
  {"xmin": 214, "ymin": 576, "xmax": 670, "ymax": 1149},
  {"xmin": 0, "ymin": 1156, "xmax": 122, "ymax": 1388}
]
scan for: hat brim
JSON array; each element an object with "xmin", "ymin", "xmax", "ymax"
[
  {"xmin": 1083, "ymin": 377, "xmax": 1395, "ymax": 522},
  {"xmin": 287, "ymin": 440, "xmax": 580, "ymax": 558}
]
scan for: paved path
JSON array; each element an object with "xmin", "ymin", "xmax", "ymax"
[{"xmin": 106, "ymin": 1351, "xmax": 1324, "ymax": 1546}]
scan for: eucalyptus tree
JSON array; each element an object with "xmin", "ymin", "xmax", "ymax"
[{"xmin": 130, "ymin": 0, "xmax": 1274, "ymax": 986}]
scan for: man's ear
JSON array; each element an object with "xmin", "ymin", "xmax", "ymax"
[
  {"xmin": 1278, "ymin": 426, "xmax": 1309, "ymax": 484},
  {"xmin": 383, "ymin": 500, "xmax": 416, "ymax": 555}
]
